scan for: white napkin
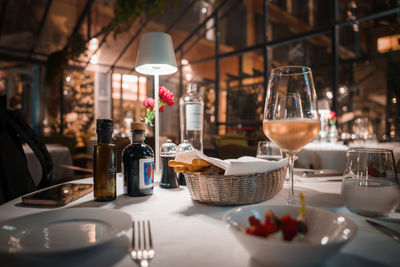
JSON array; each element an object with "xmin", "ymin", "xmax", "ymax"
[{"xmin": 175, "ymin": 150, "xmax": 288, "ymax": 176}]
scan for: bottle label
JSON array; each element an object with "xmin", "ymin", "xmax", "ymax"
[
  {"xmin": 139, "ymin": 158, "xmax": 154, "ymax": 189},
  {"xmin": 186, "ymin": 104, "xmax": 202, "ymax": 131},
  {"xmin": 122, "ymin": 163, "xmax": 127, "ymax": 194}
]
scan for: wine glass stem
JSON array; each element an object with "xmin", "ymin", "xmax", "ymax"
[{"xmin": 287, "ymin": 154, "xmax": 296, "ymax": 205}]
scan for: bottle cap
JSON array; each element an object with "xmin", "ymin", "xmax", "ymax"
[
  {"xmin": 177, "ymin": 140, "xmax": 193, "ymax": 153},
  {"xmin": 160, "ymin": 139, "xmax": 177, "ymax": 156},
  {"xmin": 96, "ymin": 119, "xmax": 113, "ymax": 131},
  {"xmin": 131, "ymin": 122, "xmax": 146, "ymax": 131}
]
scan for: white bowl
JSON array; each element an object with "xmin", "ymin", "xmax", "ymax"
[{"xmin": 224, "ymin": 205, "xmax": 357, "ymax": 266}]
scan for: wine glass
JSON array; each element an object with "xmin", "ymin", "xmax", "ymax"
[
  {"xmin": 341, "ymin": 148, "xmax": 399, "ymax": 217},
  {"xmin": 256, "ymin": 141, "xmax": 282, "ymax": 161},
  {"xmin": 263, "ymin": 66, "xmax": 320, "ymax": 205}
]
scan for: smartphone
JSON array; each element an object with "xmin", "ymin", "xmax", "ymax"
[{"xmin": 22, "ymin": 183, "xmax": 93, "ymax": 206}]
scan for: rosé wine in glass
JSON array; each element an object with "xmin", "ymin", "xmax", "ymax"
[
  {"xmin": 263, "ymin": 119, "xmax": 320, "ymax": 153},
  {"xmin": 263, "ymin": 66, "xmax": 320, "ymax": 205}
]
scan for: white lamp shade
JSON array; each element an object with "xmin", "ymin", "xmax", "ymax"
[{"xmin": 135, "ymin": 32, "xmax": 178, "ymax": 75}]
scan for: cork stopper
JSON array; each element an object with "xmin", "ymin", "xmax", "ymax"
[
  {"xmin": 96, "ymin": 119, "xmax": 113, "ymax": 131},
  {"xmin": 96, "ymin": 119, "xmax": 113, "ymax": 144},
  {"xmin": 131, "ymin": 122, "xmax": 146, "ymax": 131}
]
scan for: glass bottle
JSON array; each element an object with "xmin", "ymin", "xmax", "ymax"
[
  {"xmin": 179, "ymin": 83, "xmax": 204, "ymax": 152},
  {"xmin": 160, "ymin": 139, "xmax": 179, "ymax": 188},
  {"xmin": 122, "ymin": 122, "xmax": 154, "ymax": 197},
  {"xmin": 93, "ymin": 119, "xmax": 117, "ymax": 201},
  {"xmin": 176, "ymin": 140, "xmax": 193, "ymax": 186}
]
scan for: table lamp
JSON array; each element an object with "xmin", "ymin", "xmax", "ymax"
[{"xmin": 135, "ymin": 32, "xmax": 178, "ymax": 178}]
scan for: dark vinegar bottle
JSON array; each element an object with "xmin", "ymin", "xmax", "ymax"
[
  {"xmin": 93, "ymin": 119, "xmax": 117, "ymax": 201},
  {"xmin": 122, "ymin": 122, "xmax": 154, "ymax": 196}
]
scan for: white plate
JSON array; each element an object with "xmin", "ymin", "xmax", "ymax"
[
  {"xmin": 0, "ymin": 208, "xmax": 131, "ymax": 254},
  {"xmin": 294, "ymin": 168, "xmax": 343, "ymax": 182}
]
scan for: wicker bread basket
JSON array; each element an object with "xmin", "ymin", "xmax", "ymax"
[{"xmin": 183, "ymin": 166, "xmax": 287, "ymax": 206}]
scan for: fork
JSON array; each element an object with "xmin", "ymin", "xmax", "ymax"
[{"xmin": 130, "ymin": 220, "xmax": 154, "ymax": 267}]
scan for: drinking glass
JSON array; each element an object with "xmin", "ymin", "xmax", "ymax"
[
  {"xmin": 341, "ymin": 148, "xmax": 400, "ymax": 217},
  {"xmin": 256, "ymin": 141, "xmax": 283, "ymax": 161},
  {"xmin": 354, "ymin": 117, "xmax": 369, "ymax": 141},
  {"xmin": 263, "ymin": 66, "xmax": 320, "ymax": 205}
]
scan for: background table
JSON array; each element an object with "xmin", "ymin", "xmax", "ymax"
[
  {"xmin": 296, "ymin": 142, "xmax": 400, "ymax": 173},
  {"xmin": 23, "ymin": 143, "xmax": 73, "ymax": 186},
  {"xmin": 296, "ymin": 142, "xmax": 348, "ymax": 171},
  {"xmin": 0, "ymin": 174, "xmax": 399, "ymax": 267}
]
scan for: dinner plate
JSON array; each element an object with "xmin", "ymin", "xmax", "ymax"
[
  {"xmin": 294, "ymin": 168, "xmax": 343, "ymax": 182},
  {"xmin": 294, "ymin": 168, "xmax": 343, "ymax": 178},
  {"xmin": 0, "ymin": 208, "xmax": 131, "ymax": 254}
]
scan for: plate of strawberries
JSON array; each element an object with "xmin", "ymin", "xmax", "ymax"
[
  {"xmin": 224, "ymin": 194, "xmax": 357, "ymax": 266},
  {"xmin": 245, "ymin": 194, "xmax": 308, "ymax": 242}
]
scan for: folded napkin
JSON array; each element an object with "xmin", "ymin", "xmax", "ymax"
[{"xmin": 175, "ymin": 150, "xmax": 288, "ymax": 176}]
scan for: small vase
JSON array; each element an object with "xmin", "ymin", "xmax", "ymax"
[{"xmin": 329, "ymin": 125, "xmax": 338, "ymax": 143}]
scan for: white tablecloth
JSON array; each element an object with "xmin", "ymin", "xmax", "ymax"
[
  {"xmin": 23, "ymin": 144, "xmax": 73, "ymax": 185},
  {"xmin": 296, "ymin": 143, "xmax": 349, "ymax": 171},
  {"xmin": 0, "ymin": 175, "xmax": 399, "ymax": 267}
]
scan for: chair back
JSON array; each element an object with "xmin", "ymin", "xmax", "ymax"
[{"xmin": 0, "ymin": 95, "xmax": 53, "ymax": 204}]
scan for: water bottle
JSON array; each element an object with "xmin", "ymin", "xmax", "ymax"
[{"xmin": 179, "ymin": 83, "xmax": 204, "ymax": 152}]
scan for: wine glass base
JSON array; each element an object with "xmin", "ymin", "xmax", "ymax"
[
  {"xmin": 283, "ymin": 179, "xmax": 290, "ymax": 189},
  {"xmin": 287, "ymin": 198, "xmax": 295, "ymax": 206}
]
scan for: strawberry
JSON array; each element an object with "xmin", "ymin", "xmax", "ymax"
[
  {"xmin": 264, "ymin": 210, "xmax": 279, "ymax": 234},
  {"xmin": 246, "ymin": 226, "xmax": 256, "ymax": 235},
  {"xmin": 245, "ymin": 194, "xmax": 308, "ymax": 241},
  {"xmin": 264, "ymin": 219, "xmax": 279, "ymax": 234},
  {"xmin": 265, "ymin": 210, "xmax": 280, "ymax": 225},
  {"xmin": 252, "ymin": 225, "xmax": 270, "ymax": 237},
  {"xmin": 246, "ymin": 216, "xmax": 271, "ymax": 237},
  {"xmin": 248, "ymin": 216, "xmax": 262, "ymax": 227},
  {"xmin": 280, "ymin": 215, "xmax": 299, "ymax": 241}
]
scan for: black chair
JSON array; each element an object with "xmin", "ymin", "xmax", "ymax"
[{"xmin": 0, "ymin": 95, "xmax": 53, "ymax": 204}]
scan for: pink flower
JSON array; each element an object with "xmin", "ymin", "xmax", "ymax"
[
  {"xmin": 328, "ymin": 110, "xmax": 338, "ymax": 126},
  {"xmin": 142, "ymin": 86, "xmax": 174, "ymax": 127},
  {"xmin": 328, "ymin": 111, "xmax": 337, "ymax": 120},
  {"xmin": 144, "ymin": 97, "xmax": 155, "ymax": 110},
  {"xmin": 143, "ymin": 97, "xmax": 165, "ymax": 112},
  {"xmin": 159, "ymin": 86, "xmax": 175, "ymax": 106}
]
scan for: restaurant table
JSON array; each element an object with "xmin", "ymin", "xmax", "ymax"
[
  {"xmin": 23, "ymin": 144, "xmax": 73, "ymax": 185},
  {"xmin": 0, "ymin": 174, "xmax": 399, "ymax": 267}
]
